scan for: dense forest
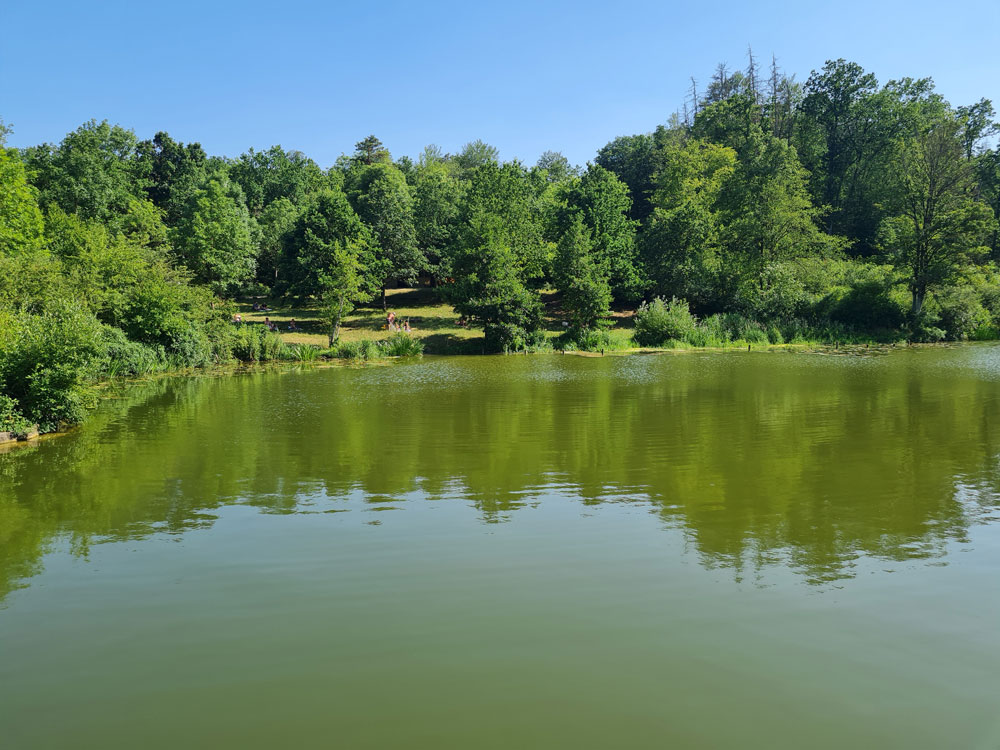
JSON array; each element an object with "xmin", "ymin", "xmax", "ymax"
[{"xmin": 2, "ymin": 56, "xmax": 999, "ymax": 434}]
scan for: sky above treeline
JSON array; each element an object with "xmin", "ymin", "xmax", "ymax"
[{"xmin": 4, "ymin": 0, "xmax": 998, "ymax": 168}]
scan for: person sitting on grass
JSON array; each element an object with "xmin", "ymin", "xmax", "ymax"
[
  {"xmin": 288, "ymin": 319, "xmax": 298, "ymax": 331},
  {"xmin": 403, "ymin": 319, "xmax": 412, "ymax": 333}
]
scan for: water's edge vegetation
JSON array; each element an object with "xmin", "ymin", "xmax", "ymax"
[{"xmin": 3, "ymin": 54, "xmax": 1000, "ymax": 434}]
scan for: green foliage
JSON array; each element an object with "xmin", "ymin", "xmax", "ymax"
[
  {"xmin": 98, "ymin": 326, "xmax": 164, "ymax": 376},
  {"xmin": 633, "ymin": 297, "xmax": 698, "ymax": 346},
  {"xmin": 23, "ymin": 119, "xmax": 142, "ymax": 222},
  {"xmin": 641, "ymin": 138, "xmax": 736, "ymax": 307},
  {"xmin": 231, "ymin": 325, "xmax": 288, "ymax": 362},
  {"xmin": 445, "ymin": 217, "xmax": 543, "ymax": 353},
  {"xmin": 347, "ymin": 161, "xmax": 424, "ymax": 291},
  {"xmin": 878, "ymin": 112, "xmax": 995, "ymax": 314},
  {"xmin": 172, "ymin": 176, "xmax": 257, "ymax": 295},
  {"xmin": 379, "ymin": 332, "xmax": 425, "ymax": 357},
  {"xmin": 930, "ymin": 285, "xmax": 991, "ymax": 340},
  {"xmin": 825, "ymin": 262, "xmax": 906, "ymax": 332},
  {"xmin": 412, "ymin": 161, "xmax": 463, "ymax": 280},
  {"xmin": 333, "ymin": 338, "xmax": 383, "ymax": 361},
  {"xmin": 134, "ymin": 131, "xmax": 208, "ymax": 223},
  {"xmin": 288, "ymin": 344, "xmax": 321, "ymax": 362},
  {"xmin": 561, "ymin": 165, "xmax": 642, "ymax": 301},
  {"xmin": 559, "ymin": 327, "xmax": 633, "ymax": 352},
  {"xmin": 2, "ymin": 58, "xmax": 1000, "ymax": 432},
  {"xmin": 0, "ymin": 302, "xmax": 105, "ymax": 431},
  {"xmin": 554, "ymin": 215, "xmax": 612, "ymax": 331},
  {"xmin": 595, "ymin": 133, "xmax": 657, "ymax": 222},
  {"xmin": 280, "ymin": 188, "xmax": 379, "ymax": 344},
  {"xmin": 0, "ymin": 394, "xmax": 33, "ymax": 437},
  {"xmin": 228, "ymin": 145, "xmax": 325, "ymax": 216},
  {"xmin": 0, "ymin": 147, "xmax": 46, "ymax": 256}
]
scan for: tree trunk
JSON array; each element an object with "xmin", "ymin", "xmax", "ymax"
[
  {"xmin": 329, "ymin": 297, "xmax": 345, "ymax": 347},
  {"xmin": 911, "ymin": 285, "xmax": 926, "ymax": 316},
  {"xmin": 382, "ymin": 285, "xmax": 387, "ymax": 310}
]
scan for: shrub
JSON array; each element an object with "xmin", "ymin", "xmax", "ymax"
[
  {"xmin": 909, "ymin": 309, "xmax": 945, "ymax": 343},
  {"xmin": 379, "ymin": 332, "xmax": 424, "ymax": 357},
  {"xmin": 99, "ymin": 326, "xmax": 164, "ymax": 377},
  {"xmin": 288, "ymin": 344, "xmax": 321, "ymax": 362},
  {"xmin": 634, "ymin": 297, "xmax": 697, "ymax": 346},
  {"xmin": 932, "ymin": 286, "xmax": 990, "ymax": 341},
  {"xmin": 560, "ymin": 327, "xmax": 632, "ymax": 352},
  {"xmin": 334, "ymin": 339, "xmax": 383, "ymax": 361},
  {"xmin": 827, "ymin": 264, "xmax": 906, "ymax": 333},
  {"xmin": 0, "ymin": 394, "xmax": 33, "ymax": 437},
  {"xmin": 0, "ymin": 302, "xmax": 106, "ymax": 432},
  {"xmin": 168, "ymin": 322, "xmax": 213, "ymax": 367},
  {"xmin": 231, "ymin": 325, "xmax": 289, "ymax": 362}
]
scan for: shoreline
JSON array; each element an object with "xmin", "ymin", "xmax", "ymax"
[{"xmin": 2, "ymin": 338, "xmax": 992, "ymax": 451}]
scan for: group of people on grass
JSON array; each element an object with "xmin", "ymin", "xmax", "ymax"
[
  {"xmin": 231, "ymin": 312, "xmax": 297, "ymax": 332},
  {"xmin": 385, "ymin": 311, "xmax": 412, "ymax": 333}
]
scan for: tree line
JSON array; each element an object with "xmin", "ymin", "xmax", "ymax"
[{"xmin": 1, "ymin": 55, "xmax": 999, "ymax": 432}]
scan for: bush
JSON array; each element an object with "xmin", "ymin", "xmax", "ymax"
[
  {"xmin": 379, "ymin": 332, "xmax": 424, "ymax": 357},
  {"xmin": 334, "ymin": 339, "xmax": 383, "ymax": 361},
  {"xmin": 738, "ymin": 263, "xmax": 810, "ymax": 320},
  {"xmin": 932, "ymin": 286, "xmax": 990, "ymax": 341},
  {"xmin": 231, "ymin": 325, "xmax": 289, "ymax": 362},
  {"xmin": 99, "ymin": 326, "xmax": 164, "ymax": 377},
  {"xmin": 168, "ymin": 322, "xmax": 214, "ymax": 367},
  {"xmin": 559, "ymin": 328, "xmax": 632, "ymax": 352},
  {"xmin": 0, "ymin": 394, "xmax": 33, "ymax": 437},
  {"xmin": 0, "ymin": 302, "xmax": 106, "ymax": 432},
  {"xmin": 287, "ymin": 344, "xmax": 321, "ymax": 362},
  {"xmin": 827, "ymin": 264, "xmax": 906, "ymax": 333},
  {"xmin": 909, "ymin": 309, "xmax": 946, "ymax": 343},
  {"xmin": 634, "ymin": 297, "xmax": 697, "ymax": 346}
]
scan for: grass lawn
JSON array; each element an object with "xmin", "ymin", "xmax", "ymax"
[{"xmin": 238, "ymin": 287, "xmax": 579, "ymax": 354}]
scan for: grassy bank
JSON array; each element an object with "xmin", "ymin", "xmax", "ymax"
[{"xmin": 237, "ymin": 287, "xmax": 909, "ymax": 356}]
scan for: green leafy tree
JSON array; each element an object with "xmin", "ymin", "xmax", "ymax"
[
  {"xmin": 562, "ymin": 164, "xmax": 642, "ymax": 301},
  {"xmin": 714, "ymin": 130, "xmax": 838, "ymax": 310},
  {"xmin": 640, "ymin": 139, "xmax": 737, "ymax": 308},
  {"xmin": 977, "ymin": 149, "xmax": 1000, "ymax": 257},
  {"xmin": 412, "ymin": 160, "xmax": 463, "ymax": 282},
  {"xmin": 134, "ymin": 132, "xmax": 207, "ymax": 224},
  {"xmin": 0, "ymin": 147, "xmax": 46, "ymax": 256},
  {"xmin": 348, "ymin": 162, "xmax": 423, "ymax": 306},
  {"xmin": 795, "ymin": 60, "xmax": 927, "ymax": 253},
  {"xmin": 281, "ymin": 188, "xmax": 381, "ymax": 340},
  {"xmin": 23, "ymin": 120, "xmax": 142, "ymax": 222},
  {"xmin": 172, "ymin": 177, "xmax": 257, "ymax": 296},
  {"xmin": 554, "ymin": 215, "xmax": 612, "ymax": 330},
  {"xmin": 453, "ymin": 161, "xmax": 550, "ymax": 282},
  {"xmin": 256, "ymin": 197, "xmax": 300, "ymax": 284},
  {"xmin": 446, "ymin": 215, "xmax": 542, "ymax": 352},
  {"xmin": 453, "ymin": 140, "xmax": 499, "ymax": 177},
  {"xmin": 228, "ymin": 145, "xmax": 325, "ymax": 216},
  {"xmin": 536, "ymin": 151, "xmax": 578, "ymax": 183},
  {"xmin": 879, "ymin": 113, "xmax": 996, "ymax": 315},
  {"xmin": 595, "ymin": 133, "xmax": 657, "ymax": 222},
  {"xmin": 318, "ymin": 239, "xmax": 375, "ymax": 346},
  {"xmin": 353, "ymin": 135, "xmax": 390, "ymax": 166}
]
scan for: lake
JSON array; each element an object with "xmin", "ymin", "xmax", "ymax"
[{"xmin": 2, "ymin": 347, "xmax": 999, "ymax": 749}]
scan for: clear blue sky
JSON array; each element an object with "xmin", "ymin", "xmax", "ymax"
[{"xmin": 3, "ymin": 0, "xmax": 998, "ymax": 168}]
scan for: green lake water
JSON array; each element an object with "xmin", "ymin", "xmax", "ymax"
[{"xmin": 2, "ymin": 347, "xmax": 1000, "ymax": 749}]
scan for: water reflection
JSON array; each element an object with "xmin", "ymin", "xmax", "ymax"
[{"xmin": 2, "ymin": 347, "xmax": 1000, "ymax": 598}]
